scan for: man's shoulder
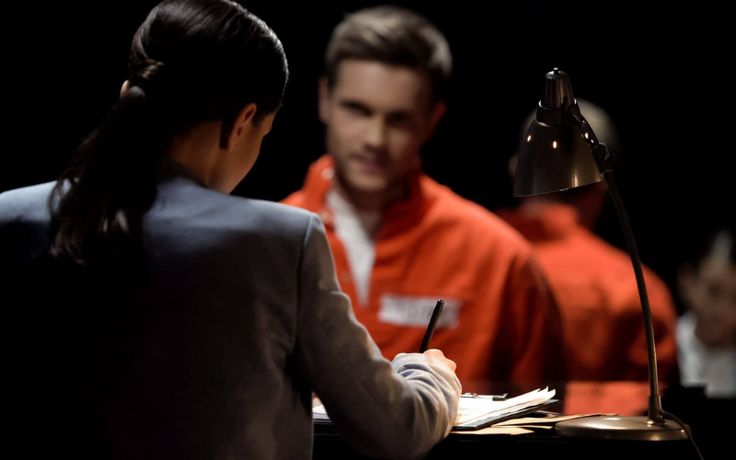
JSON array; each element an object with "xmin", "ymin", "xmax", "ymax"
[
  {"xmin": 428, "ymin": 182, "xmax": 531, "ymax": 250},
  {"xmin": 281, "ymin": 189, "xmax": 307, "ymax": 208}
]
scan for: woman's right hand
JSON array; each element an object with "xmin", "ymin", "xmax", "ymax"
[{"xmin": 422, "ymin": 348, "xmax": 457, "ymax": 372}]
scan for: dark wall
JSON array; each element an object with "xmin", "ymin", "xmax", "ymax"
[{"xmin": 3, "ymin": 0, "xmax": 733, "ymax": 298}]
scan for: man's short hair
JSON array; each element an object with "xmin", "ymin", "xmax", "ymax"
[{"xmin": 324, "ymin": 6, "xmax": 452, "ymax": 104}]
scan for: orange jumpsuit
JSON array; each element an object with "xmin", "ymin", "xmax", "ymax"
[
  {"xmin": 500, "ymin": 203, "xmax": 677, "ymax": 382},
  {"xmin": 284, "ymin": 156, "xmax": 566, "ymax": 393}
]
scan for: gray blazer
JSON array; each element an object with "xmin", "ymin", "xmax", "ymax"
[{"xmin": 0, "ymin": 168, "xmax": 460, "ymax": 460}]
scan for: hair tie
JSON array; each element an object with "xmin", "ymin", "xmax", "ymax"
[{"xmin": 129, "ymin": 59, "xmax": 165, "ymax": 93}]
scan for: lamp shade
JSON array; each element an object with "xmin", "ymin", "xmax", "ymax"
[{"xmin": 514, "ymin": 69, "xmax": 601, "ymax": 197}]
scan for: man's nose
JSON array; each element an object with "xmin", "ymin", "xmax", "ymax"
[{"xmin": 363, "ymin": 117, "xmax": 388, "ymax": 149}]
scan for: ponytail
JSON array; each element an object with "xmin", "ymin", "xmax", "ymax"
[{"xmin": 50, "ymin": 60, "xmax": 168, "ymax": 264}]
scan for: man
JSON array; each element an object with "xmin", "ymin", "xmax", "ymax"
[
  {"xmin": 678, "ymin": 228, "xmax": 736, "ymax": 397},
  {"xmin": 500, "ymin": 100, "xmax": 679, "ymax": 414},
  {"xmin": 284, "ymin": 6, "xmax": 565, "ymax": 393}
]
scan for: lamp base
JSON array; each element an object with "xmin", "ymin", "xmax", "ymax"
[{"xmin": 556, "ymin": 416, "xmax": 688, "ymax": 441}]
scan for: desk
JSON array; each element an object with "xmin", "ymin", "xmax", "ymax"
[
  {"xmin": 314, "ymin": 384, "xmax": 730, "ymax": 460},
  {"xmin": 314, "ymin": 422, "xmax": 699, "ymax": 459}
]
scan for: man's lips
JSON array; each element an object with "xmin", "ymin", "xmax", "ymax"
[{"xmin": 351, "ymin": 154, "xmax": 388, "ymax": 172}]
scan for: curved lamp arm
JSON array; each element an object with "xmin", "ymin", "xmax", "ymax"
[{"xmin": 567, "ymin": 104, "xmax": 664, "ymax": 423}]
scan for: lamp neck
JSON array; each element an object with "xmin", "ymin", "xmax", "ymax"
[
  {"xmin": 600, "ymin": 165, "xmax": 666, "ymax": 425},
  {"xmin": 566, "ymin": 104, "xmax": 614, "ymax": 174}
]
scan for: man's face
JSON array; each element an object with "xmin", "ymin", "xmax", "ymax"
[
  {"xmin": 320, "ymin": 59, "xmax": 442, "ymax": 205},
  {"xmin": 687, "ymin": 255, "xmax": 736, "ymax": 345}
]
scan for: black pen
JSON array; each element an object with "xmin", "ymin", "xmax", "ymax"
[{"xmin": 419, "ymin": 299, "xmax": 444, "ymax": 352}]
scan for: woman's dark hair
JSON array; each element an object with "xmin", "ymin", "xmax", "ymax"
[{"xmin": 50, "ymin": 0, "xmax": 288, "ymax": 263}]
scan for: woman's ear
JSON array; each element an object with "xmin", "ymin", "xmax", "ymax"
[
  {"xmin": 221, "ymin": 103, "xmax": 257, "ymax": 150},
  {"xmin": 120, "ymin": 80, "xmax": 130, "ymax": 97}
]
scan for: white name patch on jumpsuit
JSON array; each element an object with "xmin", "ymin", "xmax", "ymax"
[{"xmin": 379, "ymin": 295, "xmax": 460, "ymax": 328}]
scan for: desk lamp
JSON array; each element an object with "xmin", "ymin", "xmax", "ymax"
[{"xmin": 515, "ymin": 68, "xmax": 687, "ymax": 441}]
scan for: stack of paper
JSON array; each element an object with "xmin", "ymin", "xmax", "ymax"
[
  {"xmin": 454, "ymin": 387, "xmax": 556, "ymax": 429},
  {"xmin": 313, "ymin": 387, "xmax": 558, "ymax": 430}
]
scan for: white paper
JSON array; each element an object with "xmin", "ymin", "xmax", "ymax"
[
  {"xmin": 455, "ymin": 387, "xmax": 556, "ymax": 427},
  {"xmin": 312, "ymin": 387, "xmax": 556, "ymax": 428}
]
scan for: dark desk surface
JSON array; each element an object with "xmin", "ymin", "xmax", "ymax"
[
  {"xmin": 314, "ymin": 421, "xmax": 700, "ymax": 460},
  {"xmin": 314, "ymin": 384, "xmax": 733, "ymax": 460}
]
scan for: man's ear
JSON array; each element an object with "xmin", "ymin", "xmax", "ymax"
[
  {"xmin": 678, "ymin": 264, "xmax": 697, "ymax": 305},
  {"xmin": 318, "ymin": 77, "xmax": 331, "ymax": 124},
  {"xmin": 421, "ymin": 102, "xmax": 446, "ymax": 143},
  {"xmin": 221, "ymin": 103, "xmax": 257, "ymax": 150},
  {"xmin": 429, "ymin": 102, "xmax": 446, "ymax": 132}
]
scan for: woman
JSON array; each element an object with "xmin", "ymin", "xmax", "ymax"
[{"xmin": 0, "ymin": 1, "xmax": 460, "ymax": 458}]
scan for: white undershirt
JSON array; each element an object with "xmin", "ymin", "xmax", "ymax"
[
  {"xmin": 677, "ymin": 311, "xmax": 736, "ymax": 397},
  {"xmin": 327, "ymin": 190, "xmax": 381, "ymax": 306}
]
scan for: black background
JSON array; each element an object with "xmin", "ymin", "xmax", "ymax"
[{"xmin": 3, "ymin": 0, "xmax": 734, "ymax": 302}]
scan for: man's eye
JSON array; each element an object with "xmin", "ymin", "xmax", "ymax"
[{"xmin": 342, "ymin": 103, "xmax": 371, "ymax": 117}]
